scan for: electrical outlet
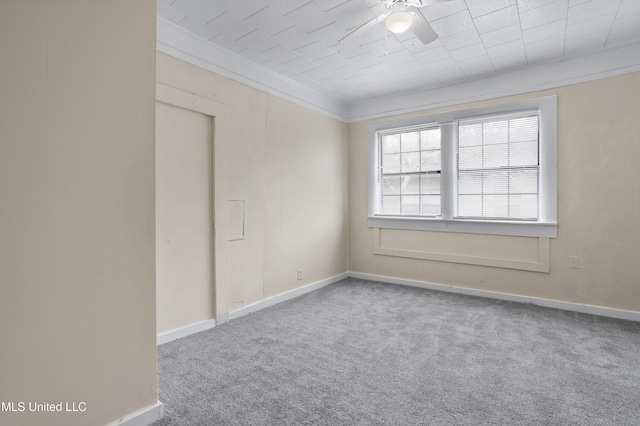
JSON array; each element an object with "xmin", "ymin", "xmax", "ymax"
[
  {"xmin": 569, "ymin": 256, "xmax": 579, "ymax": 269},
  {"xmin": 297, "ymin": 269, "xmax": 303, "ymax": 280}
]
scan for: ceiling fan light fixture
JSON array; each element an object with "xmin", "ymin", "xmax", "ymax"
[{"xmin": 385, "ymin": 11, "xmax": 412, "ymax": 33}]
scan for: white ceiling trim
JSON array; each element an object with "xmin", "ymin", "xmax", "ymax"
[
  {"xmin": 157, "ymin": 17, "xmax": 348, "ymax": 121},
  {"xmin": 158, "ymin": 16, "xmax": 640, "ymax": 123}
]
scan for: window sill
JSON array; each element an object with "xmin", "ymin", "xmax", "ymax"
[{"xmin": 368, "ymin": 216, "xmax": 557, "ymax": 238}]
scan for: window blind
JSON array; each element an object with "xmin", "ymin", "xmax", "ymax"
[{"xmin": 456, "ymin": 113, "xmax": 539, "ymax": 220}]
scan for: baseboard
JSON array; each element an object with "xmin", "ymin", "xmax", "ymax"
[
  {"xmin": 157, "ymin": 318, "xmax": 217, "ymax": 345},
  {"xmin": 106, "ymin": 401, "xmax": 164, "ymax": 426},
  {"xmin": 349, "ymin": 272, "xmax": 640, "ymax": 322},
  {"xmin": 229, "ymin": 272, "xmax": 350, "ymax": 320}
]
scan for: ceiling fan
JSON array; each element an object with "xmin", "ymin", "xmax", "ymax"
[{"xmin": 339, "ymin": 0, "xmax": 453, "ymax": 45}]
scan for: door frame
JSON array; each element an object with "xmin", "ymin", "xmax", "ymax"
[{"xmin": 156, "ymin": 83, "xmax": 231, "ymax": 326}]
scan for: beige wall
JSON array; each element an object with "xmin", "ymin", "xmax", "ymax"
[
  {"xmin": 156, "ymin": 53, "xmax": 349, "ymax": 319},
  {"xmin": 0, "ymin": 2, "xmax": 158, "ymax": 426},
  {"xmin": 349, "ymin": 71, "xmax": 640, "ymax": 313}
]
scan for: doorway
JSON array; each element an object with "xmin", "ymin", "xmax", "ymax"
[{"xmin": 155, "ymin": 101, "xmax": 215, "ymax": 334}]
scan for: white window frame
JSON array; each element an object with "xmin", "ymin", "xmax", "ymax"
[{"xmin": 367, "ymin": 96, "xmax": 557, "ymax": 238}]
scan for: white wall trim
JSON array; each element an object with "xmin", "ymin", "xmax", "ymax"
[
  {"xmin": 155, "ymin": 270, "xmax": 639, "ymax": 349},
  {"xmin": 106, "ymin": 401, "xmax": 164, "ymax": 426},
  {"xmin": 349, "ymin": 272, "xmax": 640, "ymax": 322},
  {"xmin": 228, "ymin": 272, "xmax": 350, "ymax": 320},
  {"xmin": 157, "ymin": 319, "xmax": 217, "ymax": 346},
  {"xmin": 156, "ymin": 17, "xmax": 348, "ymax": 122},
  {"xmin": 372, "ymin": 229, "xmax": 551, "ymax": 273}
]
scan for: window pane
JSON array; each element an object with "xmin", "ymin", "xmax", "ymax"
[
  {"xmin": 458, "ymin": 195, "xmax": 482, "ymax": 217},
  {"xmin": 456, "ymin": 112, "xmax": 540, "ymax": 221},
  {"xmin": 421, "ymin": 195, "xmax": 441, "ymax": 216},
  {"xmin": 510, "ymin": 116, "xmax": 538, "ymax": 142},
  {"xmin": 483, "ymin": 195, "xmax": 509, "ymax": 217},
  {"xmin": 483, "ymin": 120, "xmax": 508, "ymax": 145},
  {"xmin": 509, "ymin": 194, "xmax": 538, "ymax": 219},
  {"xmin": 402, "ymin": 152, "xmax": 421, "ymax": 172},
  {"xmin": 382, "ymin": 176, "xmax": 401, "ymax": 195},
  {"xmin": 483, "ymin": 170, "xmax": 509, "ymax": 194},
  {"xmin": 509, "ymin": 169, "xmax": 538, "ymax": 194},
  {"xmin": 402, "ymin": 175, "xmax": 420, "ymax": 195},
  {"xmin": 401, "ymin": 132, "xmax": 420, "ymax": 152},
  {"xmin": 382, "ymin": 195, "xmax": 400, "ymax": 214},
  {"xmin": 420, "ymin": 174, "xmax": 441, "ymax": 195},
  {"xmin": 382, "ymin": 134, "xmax": 400, "ymax": 154},
  {"xmin": 459, "ymin": 123, "xmax": 482, "ymax": 147},
  {"xmin": 421, "ymin": 150, "xmax": 441, "ymax": 172},
  {"xmin": 458, "ymin": 171, "xmax": 482, "ymax": 194},
  {"xmin": 379, "ymin": 126, "xmax": 441, "ymax": 217},
  {"xmin": 458, "ymin": 146, "xmax": 482, "ymax": 169},
  {"xmin": 421, "ymin": 128, "xmax": 441, "ymax": 150},
  {"xmin": 401, "ymin": 195, "xmax": 420, "ymax": 215},
  {"xmin": 483, "ymin": 143, "xmax": 508, "ymax": 168},
  {"xmin": 510, "ymin": 141, "xmax": 538, "ymax": 167},
  {"xmin": 382, "ymin": 153, "xmax": 401, "ymax": 173}
]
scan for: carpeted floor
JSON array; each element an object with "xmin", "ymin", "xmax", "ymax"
[{"xmin": 153, "ymin": 278, "xmax": 640, "ymax": 425}]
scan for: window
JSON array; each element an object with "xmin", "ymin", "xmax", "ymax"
[
  {"xmin": 380, "ymin": 127, "xmax": 441, "ymax": 216},
  {"xmin": 368, "ymin": 96, "xmax": 557, "ymax": 237}
]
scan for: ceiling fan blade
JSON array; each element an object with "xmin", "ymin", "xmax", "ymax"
[
  {"xmin": 411, "ymin": 13, "xmax": 438, "ymax": 44},
  {"xmin": 338, "ymin": 14, "xmax": 386, "ymax": 44}
]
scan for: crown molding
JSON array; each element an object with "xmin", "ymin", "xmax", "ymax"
[
  {"xmin": 157, "ymin": 16, "xmax": 640, "ymax": 124},
  {"xmin": 346, "ymin": 42, "xmax": 640, "ymax": 122},
  {"xmin": 156, "ymin": 17, "xmax": 348, "ymax": 121}
]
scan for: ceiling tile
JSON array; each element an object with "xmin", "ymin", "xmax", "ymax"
[
  {"xmin": 617, "ymin": 0, "xmax": 640, "ymax": 16},
  {"xmin": 607, "ymin": 16, "xmax": 640, "ymax": 46},
  {"xmin": 458, "ymin": 54, "xmax": 495, "ymax": 77},
  {"xmin": 426, "ymin": 57, "xmax": 462, "ymax": 72},
  {"xmin": 465, "ymin": 0, "xmax": 517, "ymax": 18},
  {"xmin": 313, "ymin": 0, "xmax": 353, "ymax": 12},
  {"xmin": 261, "ymin": 44, "xmax": 302, "ymax": 63},
  {"xmin": 430, "ymin": 10, "xmax": 475, "ymax": 37},
  {"xmin": 474, "ymin": 5, "xmax": 520, "ymax": 34},
  {"xmin": 491, "ymin": 51, "xmax": 528, "ymax": 70},
  {"xmin": 270, "ymin": 25, "xmax": 316, "ymax": 50},
  {"xmin": 525, "ymin": 35, "xmax": 565, "ymax": 62},
  {"xmin": 565, "ymin": 30, "xmax": 608, "ymax": 53},
  {"xmin": 414, "ymin": 46, "xmax": 453, "ymax": 64},
  {"xmin": 285, "ymin": 2, "xmax": 335, "ymax": 34},
  {"xmin": 440, "ymin": 28, "xmax": 482, "ymax": 51},
  {"xmin": 522, "ymin": 19, "xmax": 566, "ymax": 44},
  {"xmin": 480, "ymin": 24, "xmax": 523, "ymax": 47},
  {"xmin": 284, "ymin": 55, "xmax": 320, "ymax": 73},
  {"xmin": 566, "ymin": 13, "xmax": 615, "ymax": 39},
  {"xmin": 449, "ymin": 43, "xmax": 487, "ymax": 61},
  {"xmin": 567, "ymin": 0, "xmax": 621, "ymax": 25},
  {"xmin": 486, "ymin": 39, "xmax": 526, "ymax": 58},
  {"xmin": 520, "ymin": 0, "xmax": 568, "ymax": 30},
  {"xmin": 293, "ymin": 41, "xmax": 336, "ymax": 61},
  {"xmin": 517, "ymin": 0, "xmax": 561, "ymax": 13},
  {"xmin": 420, "ymin": 0, "xmax": 469, "ymax": 21}
]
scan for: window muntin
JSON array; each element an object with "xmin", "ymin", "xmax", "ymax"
[{"xmin": 379, "ymin": 127, "xmax": 441, "ymax": 216}]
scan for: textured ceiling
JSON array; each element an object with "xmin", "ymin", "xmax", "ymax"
[{"xmin": 157, "ymin": 0, "xmax": 640, "ymax": 105}]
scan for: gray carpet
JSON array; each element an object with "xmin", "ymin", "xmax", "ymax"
[{"xmin": 153, "ymin": 278, "xmax": 640, "ymax": 425}]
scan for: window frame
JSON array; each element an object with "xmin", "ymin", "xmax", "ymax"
[{"xmin": 367, "ymin": 96, "xmax": 557, "ymax": 238}]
